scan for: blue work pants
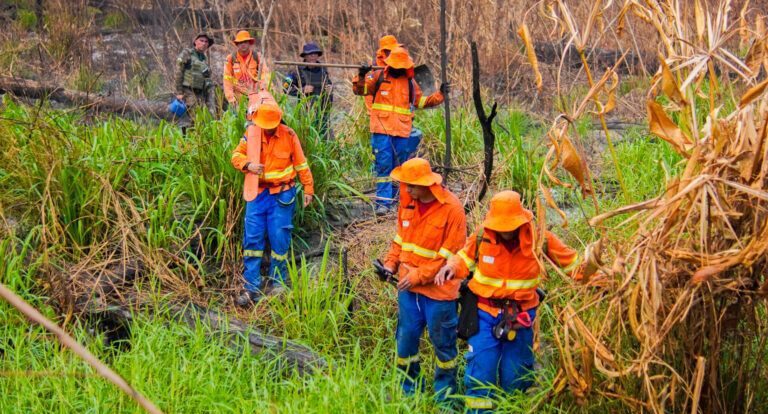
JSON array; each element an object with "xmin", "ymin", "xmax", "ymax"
[
  {"xmin": 464, "ymin": 307, "xmax": 538, "ymax": 413},
  {"xmin": 242, "ymin": 186, "xmax": 296, "ymax": 291},
  {"xmin": 396, "ymin": 290, "xmax": 458, "ymax": 400},
  {"xmin": 371, "ymin": 128, "xmax": 422, "ymax": 206}
]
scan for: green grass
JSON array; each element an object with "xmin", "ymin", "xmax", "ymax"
[{"xmin": 0, "ymin": 93, "xmax": 688, "ymax": 413}]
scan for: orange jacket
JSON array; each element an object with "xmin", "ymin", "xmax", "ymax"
[
  {"xmin": 353, "ymin": 69, "xmax": 444, "ymax": 138},
  {"xmin": 384, "ymin": 184, "xmax": 467, "ymax": 301},
  {"xmin": 363, "ymin": 52, "xmax": 389, "ymax": 113},
  {"xmin": 448, "ymin": 224, "xmax": 580, "ymax": 314},
  {"xmin": 223, "ymin": 51, "xmax": 271, "ymax": 104},
  {"xmin": 231, "ymin": 123, "xmax": 314, "ymax": 195}
]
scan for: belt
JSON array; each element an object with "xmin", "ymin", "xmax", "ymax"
[
  {"xmin": 478, "ymin": 296, "xmax": 533, "ymax": 328},
  {"xmin": 477, "ymin": 296, "xmax": 514, "ymax": 309},
  {"xmin": 261, "ymin": 181, "xmax": 294, "ymax": 189}
]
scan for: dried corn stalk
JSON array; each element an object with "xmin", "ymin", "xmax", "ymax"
[{"xmin": 544, "ymin": 1, "xmax": 768, "ymax": 413}]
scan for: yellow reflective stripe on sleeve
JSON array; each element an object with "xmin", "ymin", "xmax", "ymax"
[
  {"xmin": 371, "ymin": 103, "xmax": 413, "ymax": 115},
  {"xmin": 396, "ymin": 355, "xmax": 420, "ymax": 365},
  {"xmin": 271, "ymin": 251, "xmax": 288, "ymax": 261},
  {"xmin": 438, "ymin": 247, "xmax": 453, "ymax": 260},
  {"xmin": 393, "ymin": 234, "xmax": 403, "ymax": 246},
  {"xmin": 375, "ymin": 177, "xmax": 391, "ymax": 183},
  {"xmin": 562, "ymin": 255, "xmax": 580, "ymax": 273},
  {"xmin": 263, "ymin": 165, "xmax": 295, "ymax": 180},
  {"xmin": 243, "ymin": 250, "xmax": 263, "ymax": 257},
  {"xmin": 465, "ymin": 397, "xmax": 494, "ymax": 409},
  {"xmin": 401, "ymin": 242, "xmax": 439, "ymax": 259},
  {"xmin": 295, "ymin": 162, "xmax": 309, "ymax": 171},
  {"xmin": 458, "ymin": 250, "xmax": 476, "ymax": 272},
  {"xmin": 417, "ymin": 96, "xmax": 428, "ymax": 108},
  {"xmin": 473, "ymin": 270, "xmax": 539, "ymax": 289},
  {"xmin": 363, "ymin": 85, "xmax": 368, "ymax": 95},
  {"xmin": 435, "ymin": 356, "xmax": 458, "ymax": 369}
]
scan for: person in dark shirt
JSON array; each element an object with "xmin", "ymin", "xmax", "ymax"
[{"xmin": 283, "ymin": 42, "xmax": 334, "ymax": 140}]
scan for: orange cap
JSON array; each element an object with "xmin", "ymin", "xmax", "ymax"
[
  {"xmin": 390, "ymin": 157, "xmax": 442, "ymax": 187},
  {"xmin": 384, "ymin": 46, "xmax": 414, "ymax": 69},
  {"xmin": 253, "ymin": 103, "xmax": 282, "ymax": 129},
  {"xmin": 378, "ymin": 35, "xmax": 400, "ymax": 51},
  {"xmin": 233, "ymin": 30, "xmax": 255, "ymax": 44},
  {"xmin": 482, "ymin": 191, "xmax": 534, "ymax": 232}
]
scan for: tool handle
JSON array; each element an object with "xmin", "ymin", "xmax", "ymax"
[{"xmin": 273, "ymin": 61, "xmax": 384, "ymax": 70}]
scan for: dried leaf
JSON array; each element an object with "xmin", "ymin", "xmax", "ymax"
[
  {"xmin": 694, "ymin": 0, "xmax": 706, "ymax": 41},
  {"xmin": 582, "ymin": 238, "xmax": 605, "ymax": 278},
  {"xmin": 592, "ymin": 72, "xmax": 619, "ymax": 115},
  {"xmin": 744, "ymin": 35, "xmax": 767, "ymax": 76},
  {"xmin": 560, "ymin": 134, "xmax": 588, "ymax": 189},
  {"xmin": 647, "ymin": 100, "xmax": 692, "ymax": 154},
  {"xmin": 659, "ymin": 57, "xmax": 688, "ymax": 106},
  {"xmin": 541, "ymin": 185, "xmax": 568, "ymax": 227},
  {"xmin": 740, "ymin": 78, "xmax": 768, "ymax": 108},
  {"xmin": 517, "ymin": 24, "xmax": 543, "ymax": 91}
]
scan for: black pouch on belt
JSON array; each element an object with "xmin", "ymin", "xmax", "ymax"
[
  {"xmin": 457, "ymin": 279, "xmax": 479, "ymax": 340},
  {"xmin": 456, "ymin": 229, "xmax": 484, "ymax": 340}
]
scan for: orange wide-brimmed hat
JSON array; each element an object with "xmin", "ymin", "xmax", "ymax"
[
  {"xmin": 378, "ymin": 35, "xmax": 400, "ymax": 51},
  {"xmin": 384, "ymin": 46, "xmax": 414, "ymax": 69},
  {"xmin": 482, "ymin": 191, "xmax": 534, "ymax": 232},
  {"xmin": 233, "ymin": 30, "xmax": 255, "ymax": 44},
  {"xmin": 253, "ymin": 103, "xmax": 282, "ymax": 129},
  {"xmin": 390, "ymin": 157, "xmax": 442, "ymax": 187}
]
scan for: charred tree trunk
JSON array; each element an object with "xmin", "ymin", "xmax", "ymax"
[
  {"xmin": 0, "ymin": 76, "xmax": 176, "ymax": 121},
  {"xmin": 469, "ymin": 41, "xmax": 497, "ymax": 211}
]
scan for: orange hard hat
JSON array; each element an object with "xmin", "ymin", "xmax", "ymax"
[
  {"xmin": 378, "ymin": 35, "xmax": 400, "ymax": 51},
  {"xmin": 384, "ymin": 46, "xmax": 414, "ymax": 69},
  {"xmin": 233, "ymin": 30, "xmax": 255, "ymax": 44},
  {"xmin": 482, "ymin": 191, "xmax": 534, "ymax": 232},
  {"xmin": 253, "ymin": 103, "xmax": 282, "ymax": 129},
  {"xmin": 390, "ymin": 157, "xmax": 442, "ymax": 187}
]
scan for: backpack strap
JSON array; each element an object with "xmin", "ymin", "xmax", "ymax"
[
  {"xmin": 370, "ymin": 70, "xmax": 386, "ymax": 104},
  {"xmin": 408, "ymin": 78, "xmax": 415, "ymax": 107},
  {"xmin": 466, "ymin": 228, "xmax": 484, "ymax": 281}
]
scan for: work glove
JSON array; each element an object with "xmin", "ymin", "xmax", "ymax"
[
  {"xmin": 358, "ymin": 64, "xmax": 372, "ymax": 78},
  {"xmin": 440, "ymin": 82, "xmax": 450, "ymax": 94}
]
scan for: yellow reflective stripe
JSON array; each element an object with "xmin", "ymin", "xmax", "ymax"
[
  {"xmin": 376, "ymin": 177, "xmax": 391, "ymax": 183},
  {"xmin": 224, "ymin": 75, "xmax": 238, "ymax": 82},
  {"xmin": 263, "ymin": 165, "xmax": 295, "ymax": 180},
  {"xmin": 438, "ymin": 247, "xmax": 453, "ymax": 260},
  {"xmin": 371, "ymin": 103, "xmax": 412, "ymax": 115},
  {"xmin": 243, "ymin": 249, "xmax": 263, "ymax": 257},
  {"xmin": 295, "ymin": 162, "xmax": 309, "ymax": 171},
  {"xmin": 465, "ymin": 397, "xmax": 494, "ymax": 409},
  {"xmin": 458, "ymin": 250, "xmax": 476, "ymax": 271},
  {"xmin": 401, "ymin": 242, "xmax": 439, "ymax": 259},
  {"xmin": 271, "ymin": 251, "xmax": 288, "ymax": 261},
  {"xmin": 417, "ymin": 96, "xmax": 427, "ymax": 108},
  {"xmin": 435, "ymin": 356, "xmax": 458, "ymax": 369},
  {"xmin": 474, "ymin": 270, "xmax": 539, "ymax": 289},
  {"xmin": 562, "ymin": 255, "xmax": 580, "ymax": 273},
  {"xmin": 396, "ymin": 355, "xmax": 420, "ymax": 365},
  {"xmin": 393, "ymin": 234, "xmax": 403, "ymax": 246},
  {"xmin": 363, "ymin": 85, "xmax": 368, "ymax": 95}
]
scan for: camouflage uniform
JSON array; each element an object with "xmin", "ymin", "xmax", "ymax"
[{"xmin": 174, "ymin": 47, "xmax": 215, "ymax": 124}]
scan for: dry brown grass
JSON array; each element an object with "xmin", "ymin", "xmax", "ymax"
[{"xmin": 534, "ymin": 1, "xmax": 768, "ymax": 412}]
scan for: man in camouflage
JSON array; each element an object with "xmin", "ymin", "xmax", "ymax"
[{"xmin": 174, "ymin": 33, "xmax": 216, "ymax": 127}]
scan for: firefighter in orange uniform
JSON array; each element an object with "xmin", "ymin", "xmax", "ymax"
[
  {"xmin": 352, "ymin": 47, "xmax": 446, "ymax": 215},
  {"xmin": 436, "ymin": 191, "xmax": 582, "ymax": 412},
  {"xmin": 364, "ymin": 35, "xmax": 401, "ymax": 112},
  {"xmin": 224, "ymin": 30, "xmax": 271, "ymax": 108},
  {"xmin": 379, "ymin": 157, "xmax": 466, "ymax": 400},
  {"xmin": 231, "ymin": 94, "xmax": 313, "ymax": 305}
]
